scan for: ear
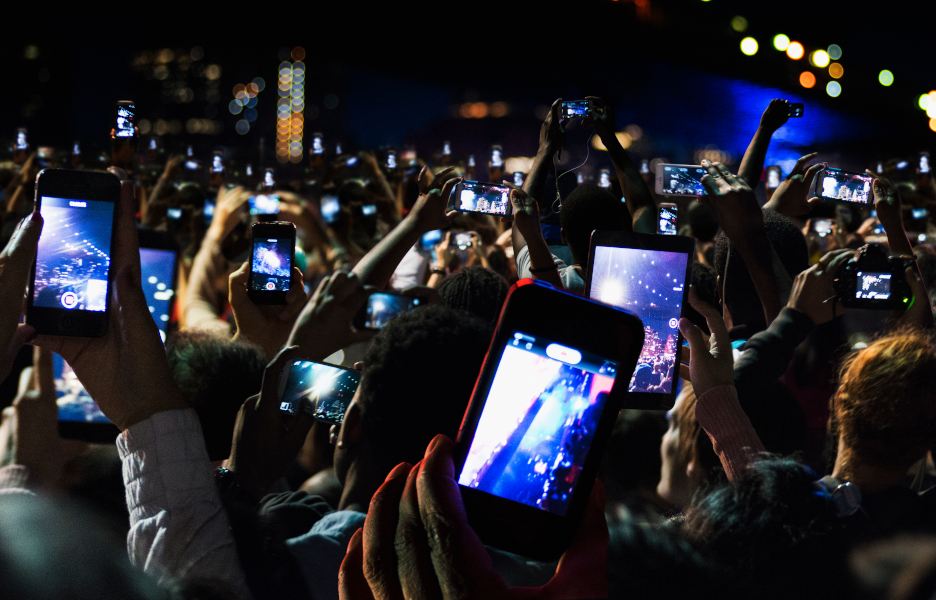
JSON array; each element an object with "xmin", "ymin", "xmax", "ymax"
[
  {"xmin": 686, "ymin": 453, "xmax": 702, "ymax": 483},
  {"xmin": 336, "ymin": 401, "xmax": 363, "ymax": 449}
]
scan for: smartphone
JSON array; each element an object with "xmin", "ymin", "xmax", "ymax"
[
  {"xmin": 812, "ymin": 219, "xmax": 833, "ymax": 236},
  {"xmin": 72, "ymin": 142, "xmax": 80, "ymax": 156},
  {"xmin": 766, "ymin": 166, "xmax": 782, "ymax": 189},
  {"xmin": 654, "ymin": 164, "xmax": 708, "ymax": 196},
  {"xmin": 149, "ymin": 137, "xmax": 158, "ymax": 151},
  {"xmin": 455, "ymin": 232, "xmax": 473, "ymax": 249},
  {"xmin": 203, "ymin": 198, "xmax": 215, "ymax": 225},
  {"xmin": 815, "ymin": 168, "xmax": 873, "ymax": 204},
  {"xmin": 28, "ymin": 169, "xmax": 121, "ymax": 337},
  {"xmin": 658, "ymin": 203, "xmax": 677, "ymax": 235},
  {"xmin": 114, "ymin": 101, "xmax": 136, "ymax": 139},
  {"xmin": 278, "ymin": 359, "xmax": 361, "ymax": 424},
  {"xmin": 246, "ymin": 164, "xmax": 253, "ymax": 177},
  {"xmin": 312, "ymin": 133, "xmax": 324, "ymax": 155},
  {"xmin": 138, "ymin": 229, "xmax": 178, "ymax": 344},
  {"xmin": 386, "ymin": 150, "xmax": 397, "ymax": 170},
  {"xmin": 896, "ymin": 161, "xmax": 909, "ymax": 170},
  {"xmin": 353, "ymin": 291, "xmax": 423, "ymax": 330},
  {"xmin": 468, "ymin": 155, "xmax": 476, "ymax": 168},
  {"xmin": 921, "ymin": 153, "xmax": 930, "ymax": 174},
  {"xmin": 560, "ymin": 100, "xmax": 591, "ymax": 119},
  {"xmin": 452, "ymin": 181, "xmax": 513, "ymax": 217},
  {"xmin": 577, "ymin": 173, "xmax": 584, "ymax": 185},
  {"xmin": 346, "ymin": 156, "xmax": 359, "ymax": 167},
  {"xmin": 513, "ymin": 171, "xmax": 524, "ymax": 187},
  {"xmin": 640, "ymin": 160, "xmax": 650, "ymax": 175},
  {"xmin": 53, "ymin": 352, "xmax": 119, "ymax": 442},
  {"xmin": 335, "ymin": 142, "xmax": 343, "ymax": 155},
  {"xmin": 166, "ymin": 207, "xmax": 182, "ymax": 220},
  {"xmin": 490, "ymin": 146, "xmax": 503, "ymax": 168},
  {"xmin": 248, "ymin": 222, "xmax": 295, "ymax": 305},
  {"xmin": 420, "ymin": 229, "xmax": 443, "ymax": 250},
  {"xmin": 876, "ymin": 162, "xmax": 883, "ymax": 174},
  {"xmin": 912, "ymin": 207, "xmax": 929, "ymax": 220},
  {"xmin": 248, "ymin": 194, "xmax": 280, "ymax": 215},
  {"xmin": 211, "ymin": 151, "xmax": 224, "ymax": 174},
  {"xmin": 453, "ymin": 279, "xmax": 644, "ymax": 561},
  {"xmin": 264, "ymin": 168, "xmax": 275, "ymax": 189},
  {"xmin": 788, "ymin": 103, "xmax": 804, "ymax": 117},
  {"xmin": 361, "ymin": 204, "xmax": 377, "ymax": 217},
  {"xmin": 599, "ymin": 169, "xmax": 611, "ymax": 189},
  {"xmin": 443, "ymin": 141, "xmax": 451, "ymax": 156},
  {"xmin": 320, "ymin": 195, "xmax": 340, "ymax": 223},
  {"xmin": 15, "ymin": 128, "xmax": 27, "ymax": 150},
  {"xmin": 184, "ymin": 160, "xmax": 199, "ymax": 170}
]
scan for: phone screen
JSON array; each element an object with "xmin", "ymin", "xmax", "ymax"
[
  {"xmin": 246, "ymin": 164, "xmax": 253, "ymax": 177},
  {"xmin": 250, "ymin": 236, "xmax": 292, "ymax": 292},
  {"xmin": 15, "ymin": 129, "xmax": 27, "ymax": 150},
  {"xmin": 34, "ymin": 197, "xmax": 115, "ymax": 312},
  {"xmin": 640, "ymin": 160, "xmax": 649, "ymax": 175},
  {"xmin": 320, "ymin": 195, "xmax": 340, "ymax": 223},
  {"xmin": 455, "ymin": 232, "xmax": 473, "ymax": 249},
  {"xmin": 335, "ymin": 143, "xmax": 343, "ymax": 155},
  {"xmin": 491, "ymin": 148, "xmax": 503, "ymax": 168},
  {"xmin": 115, "ymin": 104, "xmax": 136, "ymax": 138},
  {"xmin": 767, "ymin": 167, "xmax": 782, "ymax": 189},
  {"xmin": 53, "ymin": 353, "xmax": 109, "ymax": 424},
  {"xmin": 149, "ymin": 138, "xmax": 157, "ymax": 151},
  {"xmin": 166, "ymin": 207, "xmax": 182, "ymax": 220},
  {"xmin": 921, "ymin": 155, "xmax": 930, "ymax": 174},
  {"xmin": 599, "ymin": 171, "xmax": 611, "ymax": 189},
  {"xmin": 249, "ymin": 194, "xmax": 280, "ymax": 215},
  {"xmin": 817, "ymin": 169, "xmax": 873, "ymax": 204},
  {"xmin": 813, "ymin": 219, "xmax": 833, "ymax": 235},
  {"xmin": 187, "ymin": 146, "xmax": 194, "ymax": 157},
  {"xmin": 577, "ymin": 173, "xmax": 584, "ymax": 185},
  {"xmin": 455, "ymin": 182, "xmax": 511, "ymax": 216},
  {"xmin": 660, "ymin": 165, "xmax": 707, "ymax": 196},
  {"xmin": 211, "ymin": 153, "xmax": 223, "ymax": 173},
  {"xmin": 362, "ymin": 204, "xmax": 377, "ymax": 216},
  {"xmin": 443, "ymin": 142, "xmax": 451, "ymax": 156},
  {"xmin": 420, "ymin": 229, "xmax": 442, "ymax": 250},
  {"xmin": 264, "ymin": 169, "xmax": 275, "ymax": 188},
  {"xmin": 279, "ymin": 360, "xmax": 361, "ymax": 423},
  {"xmin": 457, "ymin": 331, "xmax": 618, "ymax": 516},
  {"xmin": 312, "ymin": 136, "xmax": 324, "ymax": 155},
  {"xmin": 386, "ymin": 152, "xmax": 397, "ymax": 169},
  {"xmin": 588, "ymin": 245, "xmax": 687, "ymax": 394},
  {"xmin": 659, "ymin": 206, "xmax": 677, "ymax": 235},
  {"xmin": 140, "ymin": 248, "xmax": 176, "ymax": 342},
  {"xmin": 185, "ymin": 160, "xmax": 198, "ymax": 170},
  {"xmin": 468, "ymin": 155, "xmax": 476, "ymax": 168},
  {"xmin": 913, "ymin": 208, "xmax": 929, "ymax": 220},
  {"xmin": 560, "ymin": 100, "xmax": 590, "ymax": 119},
  {"xmin": 513, "ymin": 172, "xmax": 524, "ymax": 187},
  {"xmin": 72, "ymin": 143, "xmax": 80, "ymax": 156},
  {"xmin": 361, "ymin": 293, "xmax": 421, "ymax": 329},
  {"xmin": 788, "ymin": 103, "xmax": 804, "ymax": 117}
]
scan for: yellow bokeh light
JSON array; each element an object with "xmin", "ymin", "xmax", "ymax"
[
  {"xmin": 740, "ymin": 37, "xmax": 758, "ymax": 56},
  {"xmin": 810, "ymin": 50, "xmax": 830, "ymax": 68},
  {"xmin": 786, "ymin": 42, "xmax": 804, "ymax": 60}
]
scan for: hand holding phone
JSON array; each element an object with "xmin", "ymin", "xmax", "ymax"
[
  {"xmin": 814, "ymin": 168, "xmax": 873, "ymax": 204},
  {"xmin": 759, "ymin": 98, "xmax": 792, "ymax": 132},
  {"xmin": 452, "ymin": 181, "xmax": 513, "ymax": 217},
  {"xmin": 248, "ymin": 222, "xmax": 296, "ymax": 305}
]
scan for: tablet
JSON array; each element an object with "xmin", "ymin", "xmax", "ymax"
[{"xmin": 584, "ymin": 231, "xmax": 695, "ymax": 410}]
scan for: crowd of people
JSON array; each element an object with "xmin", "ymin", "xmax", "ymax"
[{"xmin": 1, "ymin": 92, "xmax": 936, "ymax": 600}]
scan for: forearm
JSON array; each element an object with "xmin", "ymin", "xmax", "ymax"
[
  {"xmin": 738, "ymin": 126, "xmax": 773, "ymax": 190},
  {"xmin": 5, "ymin": 185, "xmax": 28, "ymax": 215},
  {"xmin": 351, "ymin": 217, "xmax": 422, "ymax": 289},
  {"xmin": 731, "ymin": 233, "xmax": 789, "ymax": 324},
  {"xmin": 523, "ymin": 144, "xmax": 556, "ymax": 214},
  {"xmin": 149, "ymin": 173, "xmax": 175, "ymax": 205},
  {"xmin": 885, "ymin": 226, "xmax": 913, "ymax": 257},
  {"xmin": 368, "ymin": 167, "xmax": 396, "ymax": 205},
  {"xmin": 695, "ymin": 385, "xmax": 766, "ymax": 482},
  {"xmin": 524, "ymin": 233, "xmax": 564, "ymax": 288},
  {"xmin": 605, "ymin": 138, "xmax": 657, "ymax": 233},
  {"xmin": 184, "ymin": 229, "xmax": 230, "ymax": 331}
]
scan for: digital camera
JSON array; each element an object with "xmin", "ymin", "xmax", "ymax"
[{"xmin": 834, "ymin": 244, "xmax": 913, "ymax": 310}]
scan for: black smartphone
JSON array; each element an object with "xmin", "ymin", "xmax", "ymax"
[
  {"xmin": 211, "ymin": 151, "xmax": 224, "ymax": 174},
  {"xmin": 248, "ymin": 222, "xmax": 295, "ymax": 305},
  {"xmin": 452, "ymin": 181, "xmax": 513, "ymax": 217},
  {"xmin": 513, "ymin": 171, "xmax": 524, "ymax": 187},
  {"xmin": 114, "ymin": 101, "xmax": 136, "ymax": 139},
  {"xmin": 560, "ymin": 100, "xmax": 591, "ymax": 119},
  {"xmin": 249, "ymin": 194, "xmax": 280, "ymax": 215},
  {"xmin": 278, "ymin": 359, "xmax": 362, "ymax": 423},
  {"xmin": 490, "ymin": 146, "xmax": 504, "ymax": 168},
  {"xmin": 353, "ymin": 291, "xmax": 423, "ymax": 330},
  {"xmin": 788, "ymin": 103, "xmax": 804, "ymax": 117},
  {"xmin": 921, "ymin": 152, "xmax": 930, "ymax": 174},
  {"xmin": 658, "ymin": 203, "xmax": 677, "ymax": 235},
  {"xmin": 138, "ymin": 229, "xmax": 179, "ymax": 343},
  {"xmin": 312, "ymin": 133, "xmax": 324, "ymax": 155},
  {"xmin": 765, "ymin": 166, "xmax": 782, "ymax": 189},
  {"xmin": 386, "ymin": 150, "xmax": 397, "ymax": 170},
  {"xmin": 15, "ymin": 128, "xmax": 27, "ymax": 150},
  {"xmin": 815, "ymin": 168, "xmax": 873, "ymax": 204},
  {"xmin": 28, "ymin": 169, "xmax": 121, "ymax": 337},
  {"xmin": 54, "ymin": 352, "xmax": 119, "ymax": 442},
  {"xmin": 453, "ymin": 279, "xmax": 644, "ymax": 561}
]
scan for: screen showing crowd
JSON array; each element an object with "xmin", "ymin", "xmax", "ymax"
[
  {"xmin": 857, "ymin": 271, "xmax": 892, "ymax": 300},
  {"xmin": 588, "ymin": 246, "xmax": 687, "ymax": 394},
  {"xmin": 280, "ymin": 360, "xmax": 361, "ymax": 423},
  {"xmin": 362, "ymin": 293, "xmax": 421, "ymax": 329},
  {"xmin": 662, "ymin": 166, "xmax": 707, "ymax": 196},
  {"xmin": 457, "ymin": 182, "xmax": 510, "ymax": 215},
  {"xmin": 251, "ymin": 238, "xmax": 291, "ymax": 291},
  {"xmin": 33, "ymin": 197, "xmax": 114, "ymax": 312},
  {"xmin": 818, "ymin": 170, "xmax": 872, "ymax": 204},
  {"xmin": 458, "ymin": 332, "xmax": 618, "ymax": 516}
]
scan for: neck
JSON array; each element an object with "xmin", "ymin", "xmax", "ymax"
[
  {"xmin": 336, "ymin": 458, "xmax": 381, "ymax": 513},
  {"xmin": 831, "ymin": 437, "xmax": 906, "ymax": 494}
]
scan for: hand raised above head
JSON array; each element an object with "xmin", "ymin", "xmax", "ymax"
[
  {"xmin": 865, "ymin": 169, "xmax": 903, "ymax": 234},
  {"xmin": 786, "ymin": 249, "xmax": 852, "ymax": 325},
  {"xmin": 0, "ymin": 211, "xmax": 42, "ymax": 382},
  {"xmin": 759, "ymin": 98, "xmax": 791, "ymax": 133},
  {"xmin": 230, "ymin": 262, "xmax": 307, "ymax": 360},
  {"xmin": 699, "ymin": 160, "xmax": 763, "ymax": 242},
  {"xmin": 765, "ymin": 152, "xmax": 826, "ymax": 217},
  {"xmin": 410, "ymin": 166, "xmax": 461, "ymax": 233},
  {"xmin": 583, "ymin": 96, "xmax": 617, "ymax": 143},
  {"xmin": 538, "ymin": 98, "xmax": 566, "ymax": 157},
  {"xmin": 678, "ymin": 287, "xmax": 734, "ymax": 398}
]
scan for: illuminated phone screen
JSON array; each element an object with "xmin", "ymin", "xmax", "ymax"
[
  {"xmin": 817, "ymin": 170, "xmax": 872, "ymax": 204},
  {"xmin": 279, "ymin": 360, "xmax": 361, "ymax": 423},
  {"xmin": 250, "ymin": 237, "xmax": 292, "ymax": 292}
]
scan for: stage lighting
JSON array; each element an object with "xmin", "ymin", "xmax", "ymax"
[
  {"xmin": 773, "ymin": 34, "xmax": 790, "ymax": 51},
  {"xmin": 740, "ymin": 37, "xmax": 758, "ymax": 55},
  {"xmin": 786, "ymin": 42, "xmax": 804, "ymax": 60}
]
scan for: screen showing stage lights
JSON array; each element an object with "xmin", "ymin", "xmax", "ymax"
[
  {"xmin": 456, "ymin": 181, "xmax": 511, "ymax": 216},
  {"xmin": 588, "ymin": 246, "xmax": 688, "ymax": 394},
  {"xmin": 857, "ymin": 271, "xmax": 892, "ymax": 300},
  {"xmin": 560, "ymin": 100, "xmax": 591, "ymax": 119},
  {"xmin": 33, "ymin": 197, "xmax": 114, "ymax": 312},
  {"xmin": 53, "ymin": 352, "xmax": 110, "ymax": 424},
  {"xmin": 279, "ymin": 359, "xmax": 361, "ymax": 424},
  {"xmin": 660, "ymin": 165, "xmax": 708, "ymax": 196},
  {"xmin": 140, "ymin": 248, "xmax": 176, "ymax": 342},
  {"xmin": 816, "ymin": 169, "xmax": 872, "ymax": 204},
  {"xmin": 250, "ymin": 237, "xmax": 292, "ymax": 292},
  {"xmin": 458, "ymin": 332, "xmax": 617, "ymax": 516}
]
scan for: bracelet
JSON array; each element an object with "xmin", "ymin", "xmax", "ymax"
[
  {"xmin": 431, "ymin": 268, "xmax": 446, "ymax": 276},
  {"xmin": 529, "ymin": 264, "xmax": 559, "ymax": 274}
]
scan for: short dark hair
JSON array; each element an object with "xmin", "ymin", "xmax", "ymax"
[
  {"xmin": 560, "ymin": 183, "xmax": 628, "ymax": 261},
  {"xmin": 688, "ymin": 202, "xmax": 719, "ymax": 242},
  {"xmin": 357, "ymin": 306, "xmax": 493, "ymax": 474},
  {"xmin": 167, "ymin": 330, "xmax": 266, "ymax": 461},
  {"xmin": 713, "ymin": 209, "xmax": 808, "ymax": 332},
  {"xmin": 437, "ymin": 266, "xmax": 509, "ymax": 322}
]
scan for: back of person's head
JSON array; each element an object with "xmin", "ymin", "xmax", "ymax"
[
  {"xmin": 833, "ymin": 330, "xmax": 936, "ymax": 472},
  {"xmin": 688, "ymin": 203, "xmax": 719, "ymax": 243},
  {"xmin": 167, "ymin": 330, "xmax": 266, "ymax": 461},
  {"xmin": 437, "ymin": 266, "xmax": 509, "ymax": 322},
  {"xmin": 560, "ymin": 183, "xmax": 629, "ymax": 262},
  {"xmin": 713, "ymin": 208, "xmax": 808, "ymax": 333},
  {"xmin": 357, "ymin": 305, "xmax": 493, "ymax": 474},
  {"xmin": 599, "ymin": 410, "xmax": 666, "ymax": 519}
]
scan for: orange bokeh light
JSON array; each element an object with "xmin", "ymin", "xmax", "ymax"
[
  {"xmin": 291, "ymin": 47, "xmax": 305, "ymax": 61},
  {"xmin": 929, "ymin": 118, "xmax": 936, "ymax": 133},
  {"xmin": 787, "ymin": 42, "xmax": 805, "ymax": 60},
  {"xmin": 799, "ymin": 71, "xmax": 816, "ymax": 88}
]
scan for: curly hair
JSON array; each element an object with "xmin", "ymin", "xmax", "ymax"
[{"xmin": 437, "ymin": 266, "xmax": 509, "ymax": 323}]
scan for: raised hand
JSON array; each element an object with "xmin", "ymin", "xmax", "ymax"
[
  {"xmin": 583, "ymin": 96, "xmax": 617, "ymax": 145},
  {"xmin": 864, "ymin": 169, "xmax": 903, "ymax": 235},
  {"xmin": 539, "ymin": 98, "xmax": 566, "ymax": 158},
  {"xmin": 764, "ymin": 153, "xmax": 827, "ymax": 217},
  {"xmin": 699, "ymin": 159, "xmax": 763, "ymax": 242},
  {"xmin": 410, "ymin": 166, "xmax": 461, "ymax": 233},
  {"xmin": 786, "ymin": 249, "xmax": 852, "ymax": 324},
  {"xmin": 229, "ymin": 262, "xmax": 307, "ymax": 360},
  {"xmin": 759, "ymin": 98, "xmax": 791, "ymax": 133},
  {"xmin": 504, "ymin": 182, "xmax": 542, "ymax": 239},
  {"xmin": 209, "ymin": 185, "xmax": 250, "ymax": 239},
  {"xmin": 0, "ymin": 212, "xmax": 42, "ymax": 382},
  {"xmin": 678, "ymin": 288, "xmax": 734, "ymax": 398}
]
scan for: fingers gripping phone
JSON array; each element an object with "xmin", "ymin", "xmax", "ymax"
[
  {"xmin": 353, "ymin": 291, "xmax": 422, "ymax": 330},
  {"xmin": 654, "ymin": 164, "xmax": 708, "ymax": 196},
  {"xmin": 815, "ymin": 168, "xmax": 873, "ymax": 204},
  {"xmin": 452, "ymin": 181, "xmax": 513, "ymax": 217},
  {"xmin": 453, "ymin": 279, "xmax": 644, "ymax": 561},
  {"xmin": 28, "ymin": 169, "xmax": 121, "ymax": 337},
  {"xmin": 248, "ymin": 222, "xmax": 295, "ymax": 305},
  {"xmin": 278, "ymin": 359, "xmax": 362, "ymax": 424}
]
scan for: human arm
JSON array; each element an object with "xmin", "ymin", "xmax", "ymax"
[
  {"xmin": 142, "ymin": 155, "xmax": 184, "ymax": 226},
  {"xmin": 585, "ymin": 96, "xmax": 657, "ymax": 233},
  {"xmin": 507, "ymin": 185, "xmax": 564, "ymax": 289},
  {"xmin": 426, "ymin": 232, "xmax": 454, "ymax": 288},
  {"xmin": 5, "ymin": 152, "xmax": 39, "ymax": 216},
  {"xmin": 229, "ymin": 262, "xmax": 307, "ymax": 361},
  {"xmin": 737, "ymin": 99, "xmax": 790, "ymax": 191},
  {"xmin": 763, "ymin": 153, "xmax": 826, "ymax": 217},
  {"xmin": 514, "ymin": 99, "xmax": 565, "ymax": 257}
]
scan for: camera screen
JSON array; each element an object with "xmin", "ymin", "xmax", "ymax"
[
  {"xmin": 491, "ymin": 148, "xmax": 503, "ymax": 168},
  {"xmin": 788, "ymin": 103, "xmax": 804, "ymax": 117},
  {"xmin": 250, "ymin": 237, "xmax": 292, "ymax": 292},
  {"xmin": 34, "ymin": 197, "xmax": 114, "ymax": 312},
  {"xmin": 560, "ymin": 100, "xmax": 590, "ymax": 119},
  {"xmin": 140, "ymin": 248, "xmax": 176, "ymax": 342},
  {"xmin": 767, "ymin": 167, "xmax": 781, "ymax": 188},
  {"xmin": 659, "ymin": 207, "xmax": 677, "ymax": 235},
  {"xmin": 115, "ymin": 104, "xmax": 135, "ymax": 138},
  {"xmin": 362, "ymin": 293, "xmax": 421, "ymax": 329},
  {"xmin": 16, "ymin": 129, "xmax": 27, "ymax": 150},
  {"xmin": 661, "ymin": 165, "xmax": 707, "ymax": 196},
  {"xmin": 53, "ymin": 353, "xmax": 110, "ymax": 424},
  {"xmin": 321, "ymin": 195, "xmax": 340, "ymax": 223},
  {"xmin": 249, "ymin": 194, "xmax": 280, "ymax": 215},
  {"xmin": 456, "ymin": 182, "xmax": 510, "ymax": 216},
  {"xmin": 279, "ymin": 360, "xmax": 361, "ymax": 423},
  {"xmin": 211, "ymin": 154, "xmax": 223, "ymax": 173},
  {"xmin": 589, "ymin": 246, "xmax": 687, "ymax": 394},
  {"xmin": 458, "ymin": 331, "xmax": 618, "ymax": 516},
  {"xmin": 818, "ymin": 170, "xmax": 872, "ymax": 204},
  {"xmin": 856, "ymin": 271, "xmax": 892, "ymax": 300}
]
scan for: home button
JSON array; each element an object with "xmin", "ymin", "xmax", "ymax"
[{"xmin": 59, "ymin": 314, "xmax": 77, "ymax": 331}]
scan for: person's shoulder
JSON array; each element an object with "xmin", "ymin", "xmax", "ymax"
[{"xmin": 561, "ymin": 265, "xmax": 586, "ymax": 293}]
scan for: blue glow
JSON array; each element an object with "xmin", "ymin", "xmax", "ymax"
[{"xmin": 244, "ymin": 108, "xmax": 257, "ymax": 122}]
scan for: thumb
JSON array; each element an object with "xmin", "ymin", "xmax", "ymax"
[
  {"xmin": 228, "ymin": 262, "xmax": 251, "ymax": 309},
  {"xmin": 678, "ymin": 317, "xmax": 707, "ymax": 356}
]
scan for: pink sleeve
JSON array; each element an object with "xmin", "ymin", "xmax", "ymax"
[{"xmin": 694, "ymin": 385, "xmax": 766, "ymax": 482}]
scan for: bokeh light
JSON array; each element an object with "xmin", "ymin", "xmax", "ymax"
[
  {"xmin": 236, "ymin": 120, "xmax": 250, "ymax": 135},
  {"xmin": 919, "ymin": 94, "xmax": 930, "ymax": 110},
  {"xmin": 826, "ymin": 81, "xmax": 842, "ymax": 97},
  {"xmin": 829, "ymin": 63, "xmax": 844, "ymax": 79},
  {"xmin": 773, "ymin": 34, "xmax": 790, "ymax": 51},
  {"xmin": 786, "ymin": 42, "xmax": 804, "ymax": 60},
  {"xmin": 828, "ymin": 44, "xmax": 842, "ymax": 60},
  {"xmin": 290, "ymin": 47, "xmax": 305, "ymax": 61},
  {"xmin": 930, "ymin": 118, "xmax": 936, "ymax": 133},
  {"xmin": 878, "ymin": 70, "xmax": 894, "ymax": 86},
  {"xmin": 799, "ymin": 72, "xmax": 816, "ymax": 89},
  {"xmin": 731, "ymin": 16, "xmax": 748, "ymax": 32},
  {"xmin": 810, "ymin": 50, "xmax": 830, "ymax": 68},
  {"xmin": 740, "ymin": 38, "xmax": 758, "ymax": 56}
]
